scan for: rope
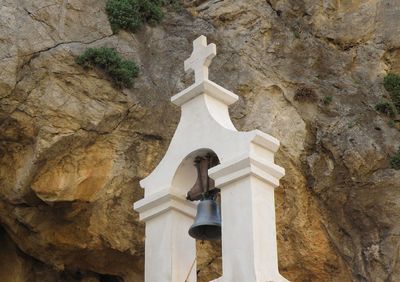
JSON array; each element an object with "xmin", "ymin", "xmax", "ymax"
[{"xmin": 184, "ymin": 257, "xmax": 196, "ymax": 282}]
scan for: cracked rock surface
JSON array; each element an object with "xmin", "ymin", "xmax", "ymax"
[{"xmin": 1, "ymin": 0, "xmax": 400, "ymax": 281}]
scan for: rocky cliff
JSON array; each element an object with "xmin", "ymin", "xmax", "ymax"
[{"xmin": 1, "ymin": 0, "xmax": 400, "ymax": 281}]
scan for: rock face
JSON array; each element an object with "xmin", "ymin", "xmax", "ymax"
[{"xmin": 0, "ymin": 0, "xmax": 399, "ymax": 281}]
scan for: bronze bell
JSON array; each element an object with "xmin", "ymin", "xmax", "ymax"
[
  {"xmin": 187, "ymin": 154, "xmax": 221, "ymax": 240},
  {"xmin": 188, "ymin": 199, "xmax": 221, "ymax": 240}
]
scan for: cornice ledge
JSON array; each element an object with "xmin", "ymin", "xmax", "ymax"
[
  {"xmin": 171, "ymin": 80, "xmax": 238, "ymax": 106},
  {"xmin": 209, "ymin": 153, "xmax": 285, "ymax": 188},
  {"xmin": 133, "ymin": 188, "xmax": 197, "ymax": 221},
  {"xmin": 249, "ymin": 129, "xmax": 280, "ymax": 153}
]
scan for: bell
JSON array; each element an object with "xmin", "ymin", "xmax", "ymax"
[{"xmin": 189, "ymin": 199, "xmax": 221, "ymax": 240}]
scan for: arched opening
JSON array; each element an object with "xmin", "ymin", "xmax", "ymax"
[
  {"xmin": 171, "ymin": 148, "xmax": 223, "ymax": 282},
  {"xmin": 171, "ymin": 148, "xmax": 219, "ymax": 197}
]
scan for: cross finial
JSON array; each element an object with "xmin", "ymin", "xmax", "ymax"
[{"xmin": 184, "ymin": 35, "xmax": 216, "ymax": 84}]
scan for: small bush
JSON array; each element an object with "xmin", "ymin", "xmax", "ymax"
[
  {"xmin": 106, "ymin": 0, "xmax": 167, "ymax": 33},
  {"xmin": 375, "ymin": 101, "xmax": 397, "ymax": 117},
  {"xmin": 390, "ymin": 89, "xmax": 400, "ymax": 111},
  {"xmin": 383, "ymin": 73, "xmax": 400, "ymax": 92},
  {"xmin": 388, "ymin": 119, "xmax": 397, "ymax": 128},
  {"xmin": 347, "ymin": 121, "xmax": 355, "ymax": 129},
  {"xmin": 322, "ymin": 95, "xmax": 333, "ymax": 105},
  {"xmin": 294, "ymin": 87, "xmax": 317, "ymax": 102},
  {"xmin": 76, "ymin": 47, "xmax": 139, "ymax": 88},
  {"xmin": 390, "ymin": 147, "xmax": 400, "ymax": 170},
  {"xmin": 383, "ymin": 73, "xmax": 400, "ymax": 112}
]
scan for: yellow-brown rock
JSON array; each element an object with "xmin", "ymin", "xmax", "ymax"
[{"xmin": 0, "ymin": 0, "xmax": 399, "ymax": 281}]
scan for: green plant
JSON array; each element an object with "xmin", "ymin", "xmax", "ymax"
[
  {"xmin": 170, "ymin": 0, "xmax": 181, "ymax": 12},
  {"xmin": 390, "ymin": 147, "xmax": 400, "ymax": 170},
  {"xmin": 388, "ymin": 119, "xmax": 396, "ymax": 128},
  {"xmin": 106, "ymin": 0, "xmax": 168, "ymax": 33},
  {"xmin": 76, "ymin": 47, "xmax": 139, "ymax": 88},
  {"xmin": 383, "ymin": 73, "xmax": 400, "ymax": 112},
  {"xmin": 375, "ymin": 101, "xmax": 397, "ymax": 117},
  {"xmin": 347, "ymin": 120, "xmax": 356, "ymax": 129},
  {"xmin": 322, "ymin": 95, "xmax": 333, "ymax": 105},
  {"xmin": 383, "ymin": 73, "xmax": 400, "ymax": 92}
]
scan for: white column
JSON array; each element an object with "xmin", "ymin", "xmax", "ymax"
[
  {"xmin": 134, "ymin": 191, "xmax": 197, "ymax": 282},
  {"xmin": 209, "ymin": 152, "xmax": 287, "ymax": 282}
]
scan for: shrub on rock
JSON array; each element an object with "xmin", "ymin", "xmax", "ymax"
[
  {"xmin": 383, "ymin": 73, "xmax": 400, "ymax": 112},
  {"xmin": 391, "ymin": 147, "xmax": 400, "ymax": 170},
  {"xmin": 76, "ymin": 47, "xmax": 139, "ymax": 88},
  {"xmin": 375, "ymin": 101, "xmax": 397, "ymax": 118},
  {"xmin": 106, "ymin": 0, "xmax": 165, "ymax": 32}
]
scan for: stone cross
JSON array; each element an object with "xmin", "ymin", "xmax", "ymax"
[
  {"xmin": 134, "ymin": 35, "xmax": 288, "ymax": 282},
  {"xmin": 184, "ymin": 35, "xmax": 216, "ymax": 83}
]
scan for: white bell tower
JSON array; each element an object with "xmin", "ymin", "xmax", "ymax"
[{"xmin": 134, "ymin": 35, "xmax": 288, "ymax": 282}]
